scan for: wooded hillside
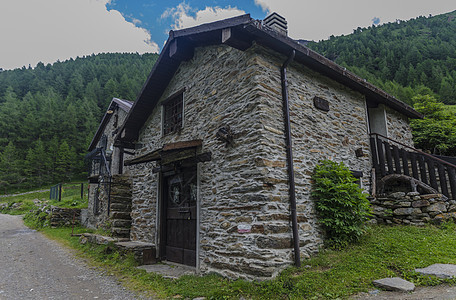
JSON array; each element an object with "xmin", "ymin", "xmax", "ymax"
[
  {"xmin": 308, "ymin": 10, "xmax": 456, "ymax": 105},
  {"xmin": 0, "ymin": 53, "xmax": 158, "ymax": 192},
  {"xmin": 2, "ymin": 10, "xmax": 456, "ymax": 192}
]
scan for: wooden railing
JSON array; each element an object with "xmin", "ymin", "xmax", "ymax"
[{"xmin": 370, "ymin": 133, "xmax": 456, "ymax": 200}]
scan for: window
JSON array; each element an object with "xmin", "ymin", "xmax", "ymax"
[{"xmin": 162, "ymin": 90, "xmax": 184, "ymax": 135}]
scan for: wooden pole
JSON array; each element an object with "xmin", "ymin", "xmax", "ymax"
[{"xmin": 58, "ymin": 183, "xmax": 62, "ymax": 202}]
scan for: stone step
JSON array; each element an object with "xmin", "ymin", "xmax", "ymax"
[
  {"xmin": 110, "ymin": 202, "xmax": 131, "ymax": 211},
  {"xmin": 115, "ymin": 241, "xmax": 156, "ymax": 265},
  {"xmin": 79, "ymin": 233, "xmax": 128, "ymax": 245},
  {"xmin": 110, "ymin": 196, "xmax": 132, "ymax": 204},
  {"xmin": 110, "ymin": 190, "xmax": 132, "ymax": 198},
  {"xmin": 111, "ymin": 227, "xmax": 130, "ymax": 238},
  {"xmin": 110, "ymin": 212, "xmax": 131, "ymax": 220},
  {"xmin": 415, "ymin": 264, "xmax": 456, "ymax": 279},
  {"xmin": 372, "ymin": 277, "xmax": 415, "ymax": 292},
  {"xmin": 111, "ymin": 219, "xmax": 131, "ymax": 228},
  {"xmin": 111, "ymin": 174, "xmax": 131, "ymax": 184}
]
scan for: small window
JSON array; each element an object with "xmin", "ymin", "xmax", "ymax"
[{"xmin": 162, "ymin": 91, "xmax": 184, "ymax": 135}]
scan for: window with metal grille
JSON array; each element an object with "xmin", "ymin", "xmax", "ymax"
[{"xmin": 162, "ymin": 92, "xmax": 183, "ymax": 135}]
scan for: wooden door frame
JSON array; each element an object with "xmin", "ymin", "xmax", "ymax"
[{"xmin": 157, "ymin": 163, "xmax": 199, "ymax": 269}]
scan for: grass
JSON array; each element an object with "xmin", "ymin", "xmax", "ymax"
[
  {"xmin": 21, "ymin": 220, "xmax": 456, "ymax": 299},
  {"xmin": 0, "ymin": 182, "xmax": 88, "ymax": 214},
  {"xmin": 0, "ymin": 190, "xmax": 48, "ymax": 214},
  {"xmin": 6, "ymin": 188, "xmax": 456, "ymax": 299}
]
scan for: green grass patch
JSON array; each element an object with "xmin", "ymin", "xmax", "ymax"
[
  {"xmin": 49, "ymin": 182, "xmax": 88, "ymax": 208},
  {"xmin": 9, "ymin": 186, "xmax": 456, "ymax": 298},
  {"xmin": 0, "ymin": 190, "xmax": 48, "ymax": 215},
  {"xmin": 25, "ymin": 223, "xmax": 456, "ymax": 299},
  {"xmin": 1, "ymin": 182, "xmax": 88, "ymax": 215}
]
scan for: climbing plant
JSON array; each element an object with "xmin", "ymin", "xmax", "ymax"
[{"xmin": 312, "ymin": 160, "xmax": 371, "ymax": 249}]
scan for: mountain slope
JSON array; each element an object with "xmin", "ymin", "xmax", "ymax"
[
  {"xmin": 308, "ymin": 10, "xmax": 456, "ymax": 105},
  {"xmin": 0, "ymin": 53, "xmax": 158, "ymax": 192}
]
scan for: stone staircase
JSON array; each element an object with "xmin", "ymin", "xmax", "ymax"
[{"xmin": 109, "ymin": 174, "xmax": 132, "ymax": 238}]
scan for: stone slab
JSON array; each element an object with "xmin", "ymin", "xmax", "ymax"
[
  {"xmin": 415, "ymin": 264, "xmax": 456, "ymax": 279},
  {"xmin": 372, "ymin": 277, "xmax": 415, "ymax": 292},
  {"xmin": 79, "ymin": 233, "xmax": 123, "ymax": 245},
  {"xmin": 115, "ymin": 241, "xmax": 155, "ymax": 250},
  {"xmin": 137, "ymin": 263, "xmax": 196, "ymax": 279}
]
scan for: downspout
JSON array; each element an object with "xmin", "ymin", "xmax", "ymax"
[{"xmin": 281, "ymin": 50, "xmax": 301, "ymax": 268}]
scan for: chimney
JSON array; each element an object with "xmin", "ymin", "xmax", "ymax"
[{"xmin": 264, "ymin": 12, "xmax": 287, "ymax": 36}]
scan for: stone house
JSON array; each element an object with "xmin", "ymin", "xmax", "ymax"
[
  {"xmin": 86, "ymin": 97, "xmax": 133, "ymax": 231},
  {"xmin": 111, "ymin": 14, "xmax": 424, "ymax": 279}
]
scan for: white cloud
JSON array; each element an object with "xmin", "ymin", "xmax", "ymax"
[
  {"xmin": 0, "ymin": 0, "xmax": 158, "ymax": 70},
  {"xmin": 254, "ymin": 0, "xmax": 456, "ymax": 41},
  {"xmin": 162, "ymin": 3, "xmax": 245, "ymax": 31}
]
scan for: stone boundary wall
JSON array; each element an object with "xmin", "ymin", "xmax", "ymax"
[
  {"xmin": 371, "ymin": 192, "xmax": 456, "ymax": 225},
  {"xmin": 50, "ymin": 206, "xmax": 81, "ymax": 227}
]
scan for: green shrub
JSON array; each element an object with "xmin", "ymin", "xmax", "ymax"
[
  {"xmin": 23, "ymin": 207, "xmax": 51, "ymax": 228},
  {"xmin": 312, "ymin": 160, "xmax": 371, "ymax": 249}
]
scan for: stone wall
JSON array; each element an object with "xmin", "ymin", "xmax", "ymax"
[
  {"xmin": 50, "ymin": 206, "xmax": 81, "ymax": 227},
  {"xmin": 128, "ymin": 162, "xmax": 157, "ymax": 242},
  {"xmin": 372, "ymin": 192, "xmax": 456, "ymax": 225},
  {"xmin": 253, "ymin": 44, "xmax": 373, "ymax": 261},
  {"xmin": 87, "ymin": 105, "xmax": 131, "ymax": 230},
  {"xmin": 86, "ymin": 177, "xmax": 110, "ymax": 230},
  {"xmin": 108, "ymin": 108, "xmax": 131, "ymax": 176},
  {"xmin": 86, "ymin": 175, "xmax": 132, "ymax": 233},
  {"xmin": 385, "ymin": 106, "xmax": 414, "ymax": 147},
  {"xmin": 128, "ymin": 43, "xmax": 415, "ymax": 279}
]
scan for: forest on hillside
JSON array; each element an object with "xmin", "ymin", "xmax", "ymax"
[
  {"xmin": 308, "ymin": 10, "xmax": 456, "ymax": 105},
  {"xmin": 0, "ymin": 53, "xmax": 158, "ymax": 192},
  {"xmin": 1, "ymin": 10, "xmax": 456, "ymax": 192}
]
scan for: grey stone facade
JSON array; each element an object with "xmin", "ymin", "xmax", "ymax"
[
  {"xmin": 385, "ymin": 107, "xmax": 414, "ymax": 147},
  {"xmin": 126, "ymin": 43, "xmax": 415, "ymax": 279},
  {"xmin": 87, "ymin": 99, "xmax": 132, "ymax": 230}
]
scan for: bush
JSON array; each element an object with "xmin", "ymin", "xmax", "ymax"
[
  {"xmin": 23, "ymin": 206, "xmax": 51, "ymax": 228},
  {"xmin": 312, "ymin": 160, "xmax": 371, "ymax": 249}
]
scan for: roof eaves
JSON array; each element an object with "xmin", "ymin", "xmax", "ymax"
[
  {"xmin": 113, "ymin": 98, "xmax": 134, "ymax": 112},
  {"xmin": 88, "ymin": 97, "xmax": 133, "ymax": 151},
  {"xmin": 170, "ymin": 14, "xmax": 251, "ymax": 39}
]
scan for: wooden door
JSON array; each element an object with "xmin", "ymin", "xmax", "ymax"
[{"xmin": 163, "ymin": 165, "xmax": 197, "ymax": 266}]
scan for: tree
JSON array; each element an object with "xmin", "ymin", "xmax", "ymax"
[
  {"xmin": 55, "ymin": 141, "xmax": 75, "ymax": 182},
  {"xmin": 24, "ymin": 139, "xmax": 50, "ymax": 187},
  {"xmin": 410, "ymin": 94, "xmax": 456, "ymax": 155},
  {"xmin": 0, "ymin": 142, "xmax": 22, "ymax": 191}
]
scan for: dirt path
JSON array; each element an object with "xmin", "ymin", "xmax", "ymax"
[
  {"xmin": 0, "ymin": 214, "xmax": 140, "ymax": 299},
  {"xmin": 0, "ymin": 189, "xmax": 48, "ymax": 198}
]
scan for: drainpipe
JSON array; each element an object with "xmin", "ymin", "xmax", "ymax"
[{"xmin": 281, "ymin": 50, "xmax": 301, "ymax": 268}]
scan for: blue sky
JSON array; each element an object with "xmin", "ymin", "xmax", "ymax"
[
  {"xmin": 0, "ymin": 0, "xmax": 454, "ymax": 70},
  {"xmin": 106, "ymin": 0, "xmax": 265, "ymax": 43}
]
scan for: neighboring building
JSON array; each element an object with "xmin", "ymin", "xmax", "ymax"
[
  {"xmin": 110, "ymin": 14, "xmax": 423, "ymax": 279},
  {"xmin": 86, "ymin": 97, "xmax": 133, "ymax": 231}
]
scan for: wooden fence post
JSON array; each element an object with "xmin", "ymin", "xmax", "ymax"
[{"xmin": 58, "ymin": 183, "xmax": 62, "ymax": 202}]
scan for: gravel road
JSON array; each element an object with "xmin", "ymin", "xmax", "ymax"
[{"xmin": 0, "ymin": 214, "xmax": 140, "ymax": 299}]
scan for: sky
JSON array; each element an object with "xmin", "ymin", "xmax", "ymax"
[{"xmin": 0, "ymin": 0, "xmax": 455, "ymax": 70}]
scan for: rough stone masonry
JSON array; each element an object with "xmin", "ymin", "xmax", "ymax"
[{"xmin": 127, "ymin": 43, "xmax": 414, "ymax": 279}]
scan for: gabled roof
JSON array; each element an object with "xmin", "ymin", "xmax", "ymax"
[
  {"xmin": 116, "ymin": 14, "xmax": 422, "ymax": 147},
  {"xmin": 88, "ymin": 98, "xmax": 133, "ymax": 151}
]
